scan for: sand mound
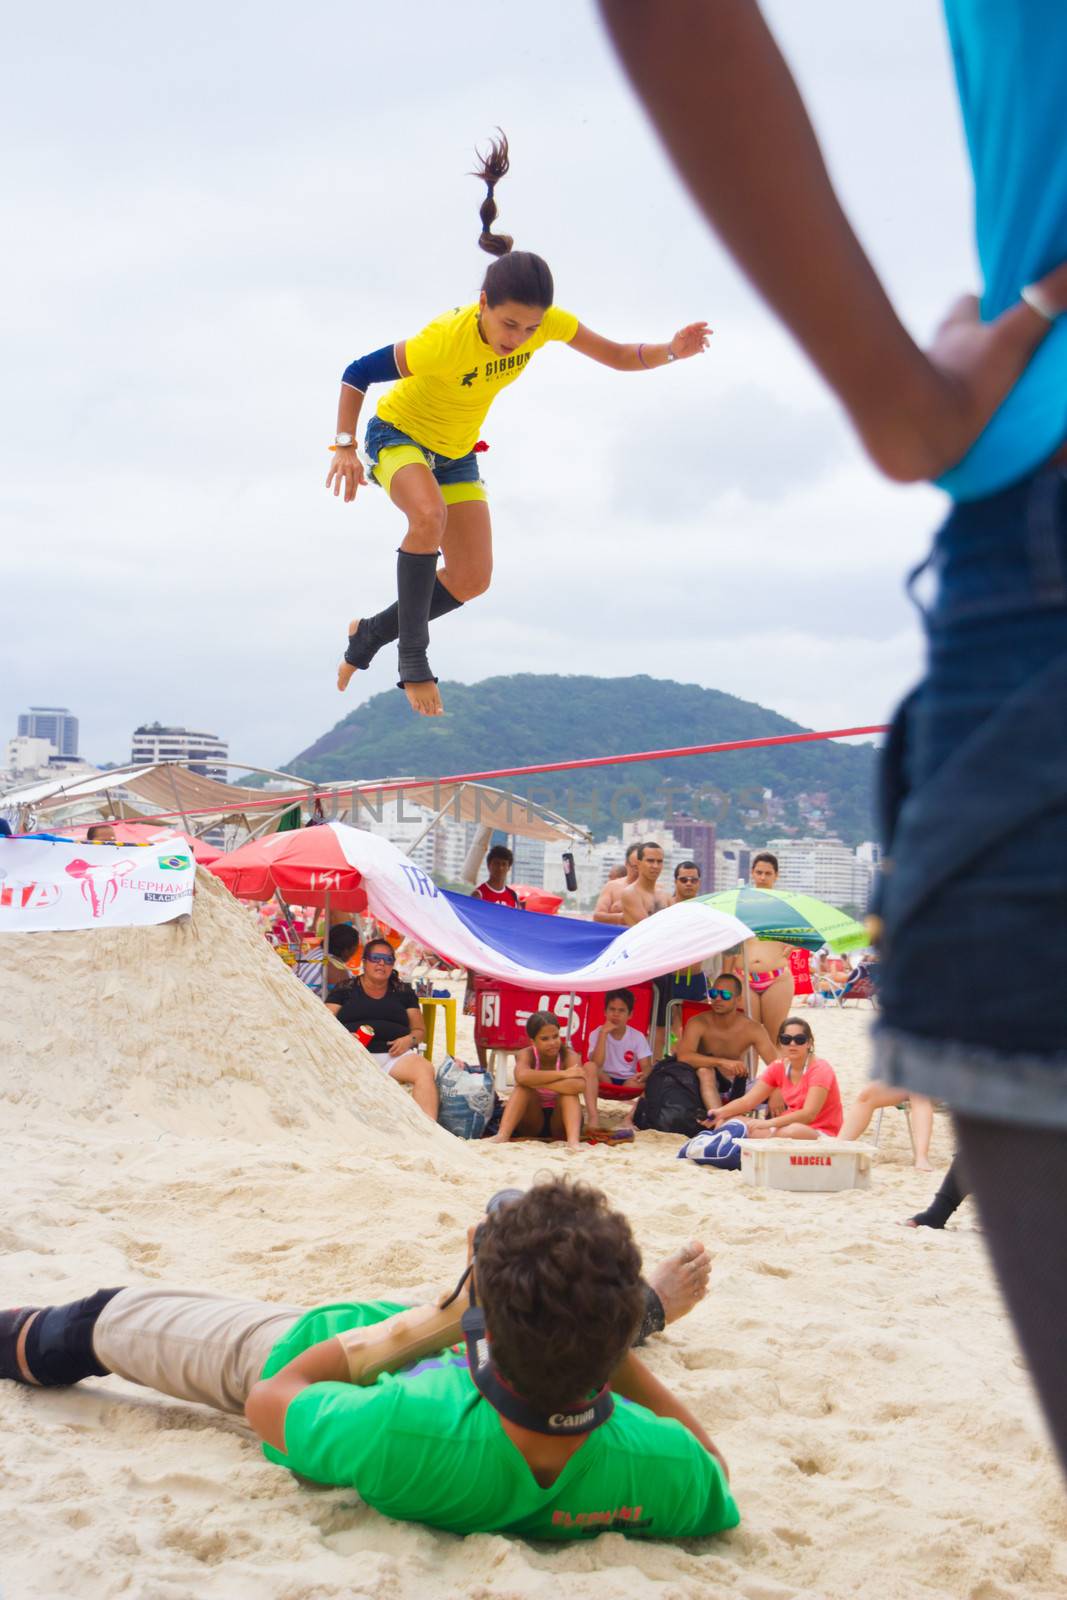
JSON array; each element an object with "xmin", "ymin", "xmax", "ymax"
[{"xmin": 0, "ymin": 867, "xmax": 449, "ymax": 1149}]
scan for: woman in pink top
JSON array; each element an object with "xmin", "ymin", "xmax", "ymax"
[{"xmin": 707, "ymin": 1017, "xmax": 843, "ymax": 1139}]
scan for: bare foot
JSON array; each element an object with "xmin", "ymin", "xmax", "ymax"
[
  {"xmin": 337, "ymin": 618, "xmax": 362, "ymax": 691},
  {"xmin": 648, "ymin": 1240, "xmax": 711, "ymax": 1324},
  {"xmin": 914, "ymin": 1157, "xmax": 933, "ymax": 1172},
  {"xmin": 403, "ymin": 680, "xmax": 444, "ymax": 716}
]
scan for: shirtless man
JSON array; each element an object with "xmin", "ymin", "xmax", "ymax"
[
  {"xmin": 674, "ymin": 971, "xmax": 778, "ymax": 1114},
  {"xmin": 592, "ymin": 842, "xmax": 640, "ymax": 924},
  {"xmin": 620, "ymin": 842, "xmax": 671, "ymax": 926},
  {"xmin": 724, "ymin": 852, "xmax": 795, "ymax": 1046}
]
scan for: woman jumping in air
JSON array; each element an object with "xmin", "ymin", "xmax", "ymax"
[{"xmin": 325, "ymin": 133, "xmax": 709, "ymax": 716}]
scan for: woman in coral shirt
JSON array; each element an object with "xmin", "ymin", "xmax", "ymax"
[{"xmin": 707, "ymin": 1017, "xmax": 843, "ymax": 1139}]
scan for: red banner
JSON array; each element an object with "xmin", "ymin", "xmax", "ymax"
[{"xmin": 473, "ymin": 976, "xmax": 654, "ymax": 1057}]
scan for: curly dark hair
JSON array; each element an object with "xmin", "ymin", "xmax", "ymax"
[{"xmin": 475, "ymin": 1178, "xmax": 646, "ymax": 1411}]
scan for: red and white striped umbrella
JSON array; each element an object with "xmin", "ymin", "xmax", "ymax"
[{"xmin": 209, "ymin": 826, "xmax": 367, "ymax": 913}]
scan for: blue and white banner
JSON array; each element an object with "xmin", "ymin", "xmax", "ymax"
[
  {"xmin": 0, "ymin": 836, "xmax": 196, "ymax": 931},
  {"xmin": 333, "ymin": 824, "xmax": 751, "ymax": 991}
]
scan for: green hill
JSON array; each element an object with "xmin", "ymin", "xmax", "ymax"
[{"xmin": 287, "ymin": 674, "xmax": 879, "ymax": 845}]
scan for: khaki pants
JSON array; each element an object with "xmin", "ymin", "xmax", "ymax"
[
  {"xmin": 91, "ymin": 1282, "xmax": 433, "ymax": 1414},
  {"xmin": 92, "ymin": 1288, "xmax": 306, "ymax": 1414}
]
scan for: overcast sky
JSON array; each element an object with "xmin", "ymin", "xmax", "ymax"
[{"xmin": 1, "ymin": 1, "xmax": 974, "ymax": 772}]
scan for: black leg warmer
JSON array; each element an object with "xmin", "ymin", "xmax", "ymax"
[
  {"xmin": 344, "ymin": 579, "xmax": 463, "ymax": 670},
  {"xmin": 16, "ymin": 1288, "xmax": 123, "ymax": 1387},
  {"xmin": 910, "ymin": 1155, "xmax": 969, "ymax": 1229},
  {"xmin": 633, "ymin": 1284, "xmax": 666, "ymax": 1346},
  {"xmin": 396, "ymin": 549, "xmax": 441, "ymax": 686}
]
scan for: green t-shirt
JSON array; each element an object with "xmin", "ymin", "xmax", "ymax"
[{"xmin": 261, "ymin": 1300, "xmax": 739, "ymax": 1542}]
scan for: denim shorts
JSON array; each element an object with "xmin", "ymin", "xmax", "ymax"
[
  {"xmin": 874, "ymin": 465, "xmax": 1067, "ymax": 1128},
  {"xmin": 364, "ymin": 413, "xmax": 484, "ymax": 494}
]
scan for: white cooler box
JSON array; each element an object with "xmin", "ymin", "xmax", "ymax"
[{"xmin": 740, "ymin": 1139, "xmax": 873, "ymax": 1192}]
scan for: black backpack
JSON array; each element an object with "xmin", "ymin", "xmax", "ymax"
[{"xmin": 633, "ymin": 1059, "xmax": 707, "ymax": 1137}]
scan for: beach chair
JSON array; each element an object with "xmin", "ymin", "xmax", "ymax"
[{"xmin": 872, "ymin": 1101, "xmax": 916, "ymax": 1158}]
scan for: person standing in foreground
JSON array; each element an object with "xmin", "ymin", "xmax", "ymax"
[
  {"xmin": 599, "ymin": 0, "xmax": 1067, "ymax": 1473},
  {"xmin": 326, "ymin": 133, "xmax": 709, "ymax": 717},
  {"xmin": 1, "ymin": 1181, "xmax": 737, "ymax": 1540}
]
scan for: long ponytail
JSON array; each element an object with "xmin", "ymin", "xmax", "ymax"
[
  {"xmin": 472, "ymin": 130, "xmax": 513, "ymax": 257},
  {"xmin": 470, "ymin": 130, "xmax": 555, "ymax": 309}
]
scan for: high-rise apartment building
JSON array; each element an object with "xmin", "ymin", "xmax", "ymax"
[
  {"xmin": 17, "ymin": 706, "xmax": 78, "ymax": 757},
  {"xmin": 131, "ymin": 723, "xmax": 229, "ymax": 782}
]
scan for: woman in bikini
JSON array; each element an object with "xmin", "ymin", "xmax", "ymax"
[
  {"xmin": 724, "ymin": 853, "xmax": 795, "ymax": 1044},
  {"xmin": 325, "ymin": 133, "xmax": 709, "ymax": 716}
]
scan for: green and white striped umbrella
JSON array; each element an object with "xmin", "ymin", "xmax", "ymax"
[{"xmin": 699, "ymin": 888, "xmax": 867, "ymax": 953}]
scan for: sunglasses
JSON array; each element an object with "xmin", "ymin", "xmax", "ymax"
[
  {"xmin": 676, "ymin": 875, "xmax": 699, "ymax": 884},
  {"xmin": 708, "ymin": 987, "xmax": 739, "ymax": 1001},
  {"xmin": 364, "ymin": 952, "xmax": 395, "ymax": 966},
  {"xmin": 779, "ymin": 1032, "xmax": 810, "ymax": 1046}
]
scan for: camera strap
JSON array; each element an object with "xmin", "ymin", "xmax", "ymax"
[{"xmin": 460, "ymin": 1294, "xmax": 614, "ymax": 1437}]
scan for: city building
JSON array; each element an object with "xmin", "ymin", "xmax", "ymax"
[
  {"xmin": 715, "ymin": 838, "xmax": 750, "ymax": 892},
  {"xmin": 765, "ymin": 836, "xmax": 873, "ymax": 909},
  {"xmin": 17, "ymin": 706, "xmax": 78, "ymax": 758},
  {"xmin": 4, "ymin": 736, "xmax": 58, "ymax": 776},
  {"xmin": 666, "ymin": 814, "xmax": 717, "ymax": 891},
  {"xmin": 131, "ymin": 724, "xmax": 229, "ymax": 782}
]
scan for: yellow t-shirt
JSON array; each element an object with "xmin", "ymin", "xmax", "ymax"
[{"xmin": 376, "ymin": 302, "xmax": 579, "ymax": 459}]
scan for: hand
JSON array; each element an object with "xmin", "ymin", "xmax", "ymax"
[
  {"xmin": 388, "ymin": 1033, "xmax": 415, "ymax": 1057},
  {"xmin": 670, "ymin": 320, "xmax": 711, "ymax": 360},
  {"xmin": 720, "ymin": 1057, "xmax": 746, "ymax": 1079},
  {"xmin": 897, "ymin": 261, "xmax": 1067, "ymax": 480},
  {"xmin": 706, "ymin": 1106, "xmax": 734, "ymax": 1129},
  {"xmin": 325, "ymin": 445, "xmax": 367, "ymax": 503},
  {"xmin": 767, "ymin": 1089, "xmax": 788, "ymax": 1117}
]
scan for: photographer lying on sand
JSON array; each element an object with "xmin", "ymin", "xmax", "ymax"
[{"xmin": 2, "ymin": 1180, "xmax": 738, "ymax": 1542}]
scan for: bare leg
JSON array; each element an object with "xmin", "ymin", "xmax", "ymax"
[
  {"xmin": 553, "ymin": 1095, "xmax": 584, "ymax": 1149},
  {"xmin": 910, "ymin": 1093, "xmax": 935, "ymax": 1170},
  {"xmin": 840, "ymin": 1081, "xmax": 908, "ymax": 1142},
  {"xmin": 388, "ymin": 1052, "xmax": 439, "ymax": 1121},
  {"xmin": 695, "ymin": 1066, "xmax": 723, "ymax": 1113},
  {"xmin": 488, "ymin": 1084, "xmax": 540, "ymax": 1144},
  {"xmin": 759, "ymin": 970, "xmax": 795, "ymax": 1047},
  {"xmin": 437, "ymin": 498, "xmax": 493, "ymax": 602}
]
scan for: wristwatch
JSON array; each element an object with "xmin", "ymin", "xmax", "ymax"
[
  {"xmin": 334, "ymin": 432, "xmax": 355, "ymax": 448},
  {"xmin": 665, "ymin": 350, "xmax": 677, "ymax": 363}
]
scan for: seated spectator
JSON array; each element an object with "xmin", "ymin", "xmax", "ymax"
[
  {"xmin": 673, "ymin": 972, "xmax": 777, "ymax": 1113},
  {"xmin": 650, "ymin": 860, "xmax": 710, "ymax": 1053},
  {"xmin": 840, "ymin": 1084, "xmax": 935, "ymax": 1170},
  {"xmin": 488, "ymin": 1011, "xmax": 586, "ymax": 1149},
  {"xmin": 587, "ymin": 989, "xmax": 653, "ymax": 1118},
  {"xmin": 707, "ymin": 1017, "xmax": 843, "ymax": 1138},
  {"xmin": 592, "ymin": 843, "xmax": 640, "ymax": 924},
  {"xmin": 295, "ymin": 922, "xmax": 360, "ymax": 993},
  {"xmin": 472, "ymin": 845, "xmax": 522, "ymax": 909},
  {"xmin": 326, "ymin": 937, "xmax": 437, "ymax": 1122},
  {"xmin": 86, "ymin": 824, "xmax": 117, "ymax": 843}
]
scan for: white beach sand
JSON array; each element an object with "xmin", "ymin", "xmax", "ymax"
[{"xmin": 1, "ymin": 874, "xmax": 1063, "ymax": 1600}]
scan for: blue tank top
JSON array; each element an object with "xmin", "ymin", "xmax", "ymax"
[{"xmin": 937, "ymin": 0, "xmax": 1067, "ymax": 501}]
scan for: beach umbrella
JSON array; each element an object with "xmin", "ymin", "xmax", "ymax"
[
  {"xmin": 699, "ymin": 888, "xmax": 866, "ymax": 953},
  {"xmin": 209, "ymin": 827, "xmax": 368, "ymax": 914}
]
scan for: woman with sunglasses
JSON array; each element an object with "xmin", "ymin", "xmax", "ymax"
[
  {"xmin": 706, "ymin": 1018, "xmax": 843, "ymax": 1139},
  {"xmin": 326, "ymin": 937, "xmax": 438, "ymax": 1122}
]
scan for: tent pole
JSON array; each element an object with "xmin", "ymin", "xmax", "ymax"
[
  {"xmin": 404, "ymin": 784, "xmax": 465, "ymax": 858},
  {"xmin": 321, "ymin": 889, "xmax": 331, "ymax": 998},
  {"xmin": 742, "ymin": 941, "xmax": 757, "ymax": 1089}
]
